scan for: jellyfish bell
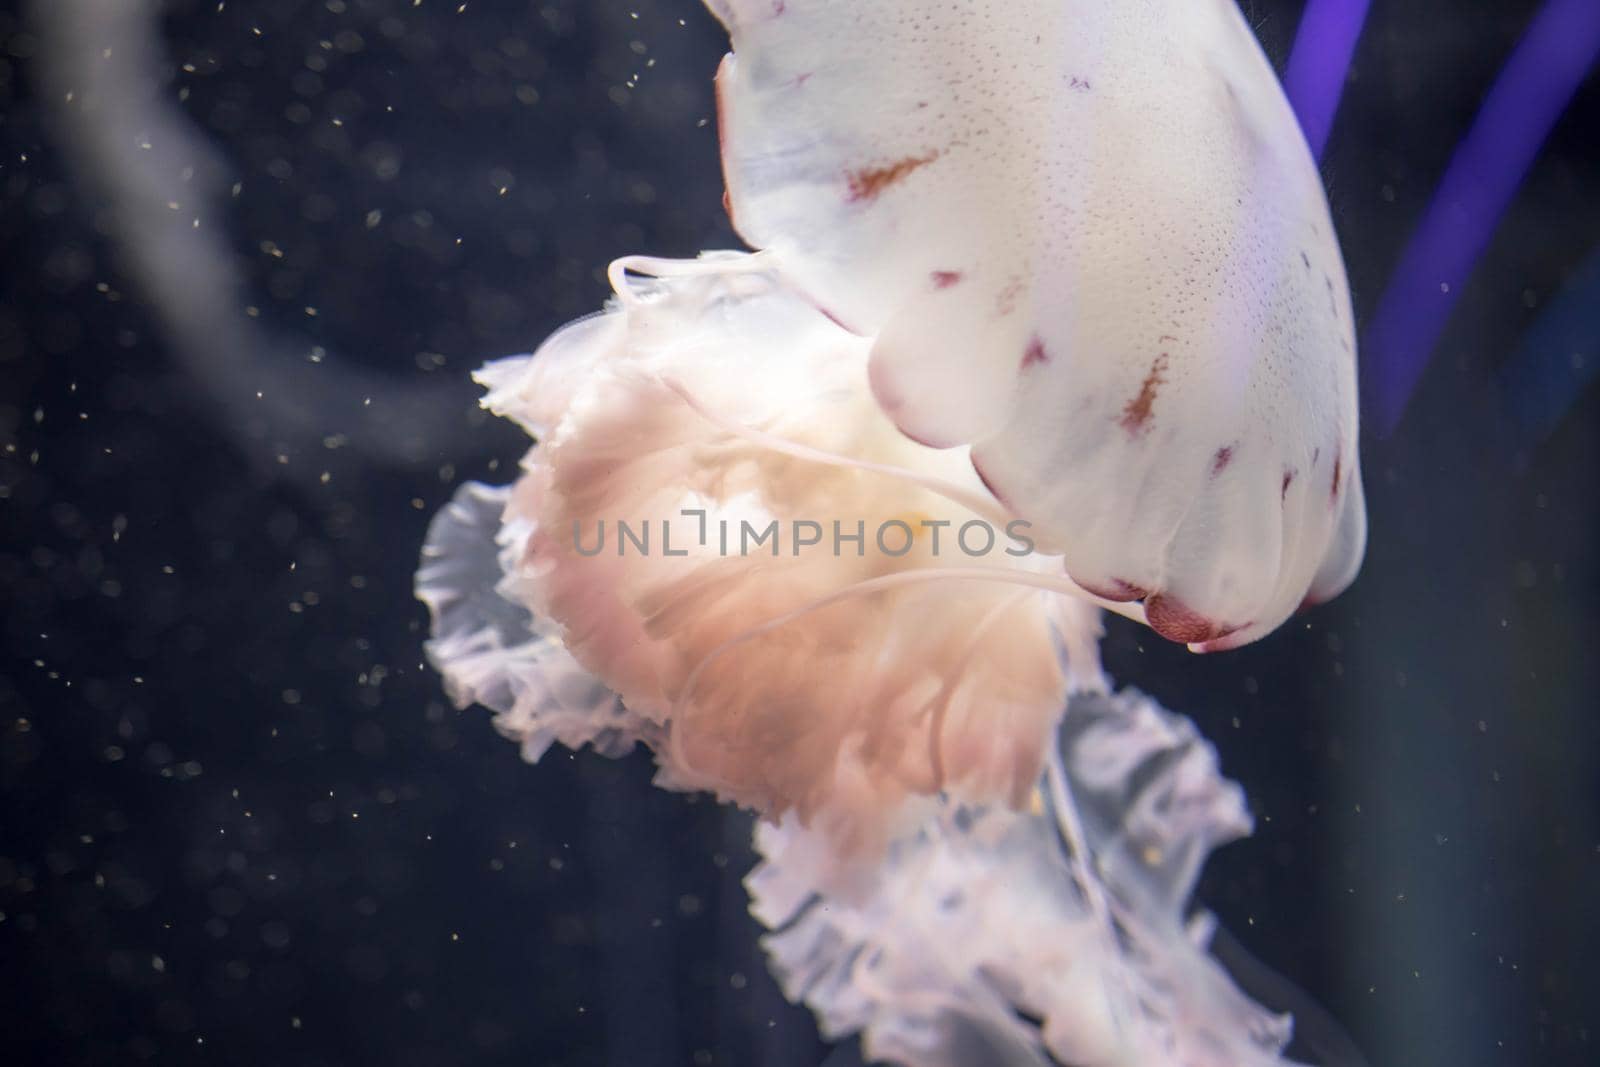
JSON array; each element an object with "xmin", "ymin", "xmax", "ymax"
[{"xmin": 706, "ymin": 0, "xmax": 1368, "ymax": 649}]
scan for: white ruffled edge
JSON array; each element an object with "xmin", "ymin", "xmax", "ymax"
[
  {"xmin": 415, "ymin": 480, "xmax": 664, "ymax": 763},
  {"xmin": 415, "ymin": 482, "xmax": 1306, "ymax": 1067},
  {"xmin": 746, "ymin": 688, "xmax": 1303, "ymax": 1067}
]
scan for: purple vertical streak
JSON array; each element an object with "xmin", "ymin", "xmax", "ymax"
[
  {"xmin": 1284, "ymin": 0, "xmax": 1372, "ymax": 160},
  {"xmin": 1365, "ymin": 0, "xmax": 1600, "ymax": 435}
]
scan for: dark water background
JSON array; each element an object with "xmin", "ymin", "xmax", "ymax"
[{"xmin": 2, "ymin": 2, "xmax": 1596, "ymax": 1065}]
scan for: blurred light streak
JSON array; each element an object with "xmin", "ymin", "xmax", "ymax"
[
  {"xmin": 32, "ymin": 0, "xmax": 490, "ymax": 484},
  {"xmin": 1364, "ymin": 0, "xmax": 1600, "ymax": 435},
  {"xmin": 1500, "ymin": 247, "xmax": 1600, "ymax": 450},
  {"xmin": 1284, "ymin": 0, "xmax": 1372, "ymax": 160}
]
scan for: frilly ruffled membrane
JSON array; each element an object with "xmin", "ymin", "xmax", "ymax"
[
  {"xmin": 416, "ymin": 255, "xmax": 1318, "ymax": 1067},
  {"xmin": 751, "ymin": 689, "xmax": 1298, "ymax": 1067},
  {"xmin": 415, "ymin": 481, "xmax": 655, "ymax": 764},
  {"xmin": 424, "ymin": 253, "xmax": 1122, "ymax": 854}
]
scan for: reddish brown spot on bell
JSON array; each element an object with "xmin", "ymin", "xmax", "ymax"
[
  {"xmin": 1211, "ymin": 445, "xmax": 1234, "ymax": 476},
  {"xmin": 846, "ymin": 152, "xmax": 938, "ymax": 203},
  {"xmin": 1021, "ymin": 337, "xmax": 1049, "ymax": 370},
  {"xmin": 1119, "ymin": 353, "xmax": 1169, "ymax": 435},
  {"xmin": 1078, "ymin": 577, "xmax": 1148, "ymax": 603},
  {"xmin": 1330, "ymin": 452, "xmax": 1344, "ymax": 504},
  {"xmin": 1281, "ymin": 467, "xmax": 1297, "ymax": 501},
  {"xmin": 994, "ymin": 277, "xmax": 1025, "ymax": 316},
  {"xmin": 1146, "ymin": 595, "xmax": 1242, "ymax": 645},
  {"xmin": 930, "ymin": 270, "xmax": 963, "ymax": 289}
]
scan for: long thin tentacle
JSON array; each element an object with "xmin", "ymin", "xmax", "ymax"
[
  {"xmin": 660, "ymin": 381, "xmax": 1148, "ymax": 632},
  {"xmin": 918, "ymin": 591, "xmax": 1031, "ymax": 793},
  {"xmin": 608, "ymin": 251, "xmax": 776, "ymax": 307},
  {"xmin": 663, "ymin": 378, "xmax": 1016, "ymax": 529},
  {"xmin": 667, "ymin": 567, "xmax": 1124, "ymax": 748}
]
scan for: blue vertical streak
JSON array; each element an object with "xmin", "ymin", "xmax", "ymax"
[
  {"xmin": 1284, "ymin": 0, "xmax": 1372, "ymax": 160},
  {"xmin": 1364, "ymin": 0, "xmax": 1600, "ymax": 435},
  {"xmin": 1500, "ymin": 246, "xmax": 1600, "ymax": 450}
]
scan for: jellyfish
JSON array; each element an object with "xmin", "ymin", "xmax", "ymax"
[
  {"xmin": 417, "ymin": 0, "xmax": 1368, "ymax": 1063},
  {"xmin": 708, "ymin": 0, "xmax": 1367, "ymax": 650}
]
